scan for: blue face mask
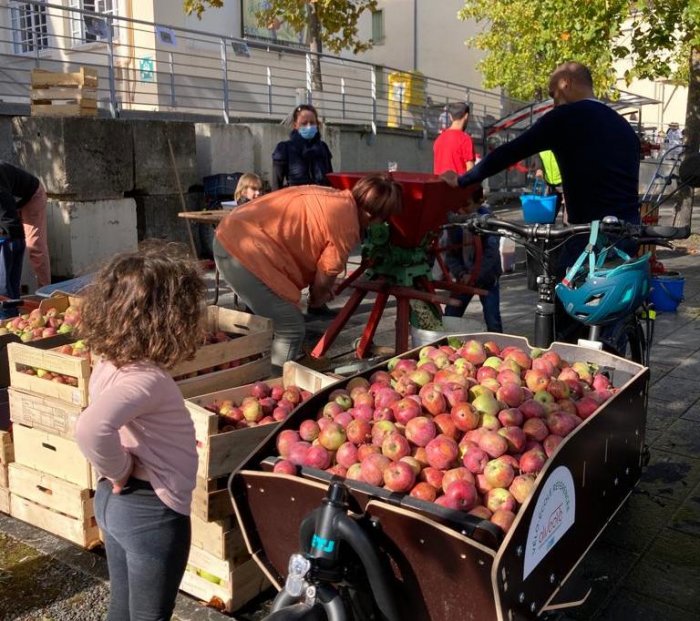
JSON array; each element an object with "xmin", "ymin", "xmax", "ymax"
[{"xmin": 298, "ymin": 125, "xmax": 318, "ymax": 140}]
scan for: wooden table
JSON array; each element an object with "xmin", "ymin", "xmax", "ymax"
[{"xmin": 178, "ymin": 210, "xmax": 228, "ymax": 304}]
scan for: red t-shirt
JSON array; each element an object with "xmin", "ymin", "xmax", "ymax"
[{"xmin": 433, "ymin": 129, "xmax": 475, "ymax": 175}]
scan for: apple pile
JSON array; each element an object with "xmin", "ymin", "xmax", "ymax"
[
  {"xmin": 204, "ymin": 381, "xmax": 314, "ymax": 432},
  {"xmin": 16, "ymin": 340, "xmax": 90, "ymax": 386},
  {"xmin": 271, "ymin": 339, "xmax": 617, "ymax": 534},
  {"xmin": 0, "ymin": 306, "xmax": 81, "ymax": 342}
]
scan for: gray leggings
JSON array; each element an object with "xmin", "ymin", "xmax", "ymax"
[
  {"xmin": 213, "ymin": 238, "xmax": 305, "ymax": 367},
  {"xmin": 94, "ymin": 478, "xmax": 190, "ymax": 621}
]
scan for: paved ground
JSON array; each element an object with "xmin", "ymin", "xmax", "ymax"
[{"xmin": 0, "ymin": 202, "xmax": 698, "ymax": 620}]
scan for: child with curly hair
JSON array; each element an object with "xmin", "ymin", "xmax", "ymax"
[{"xmin": 75, "ymin": 243, "xmax": 206, "ymax": 621}]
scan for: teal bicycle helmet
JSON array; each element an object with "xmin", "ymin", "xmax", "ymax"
[{"xmin": 556, "ymin": 221, "xmax": 651, "ymax": 326}]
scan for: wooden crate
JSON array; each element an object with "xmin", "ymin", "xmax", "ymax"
[
  {"xmin": 12, "ymin": 423, "xmax": 92, "ymax": 488},
  {"xmin": 0, "ymin": 295, "xmax": 80, "ymax": 388},
  {"xmin": 180, "ymin": 548, "xmax": 271, "ymax": 613},
  {"xmin": 10, "ymin": 494, "xmax": 100, "ymax": 548},
  {"xmin": 171, "ymin": 306, "xmax": 273, "ymax": 380},
  {"xmin": 8, "ymin": 463, "xmax": 93, "ymax": 521},
  {"xmin": 7, "ymin": 342, "xmax": 90, "ymax": 407},
  {"xmin": 0, "ymin": 430, "xmax": 12, "ymax": 489},
  {"xmin": 190, "ymin": 514, "xmax": 248, "ymax": 562},
  {"xmin": 9, "ymin": 388, "xmax": 83, "ymax": 439},
  {"xmin": 191, "ymin": 476, "xmax": 234, "ymax": 522},
  {"xmin": 187, "ymin": 361, "xmax": 337, "ymax": 481},
  {"xmin": 0, "ymin": 486, "xmax": 8, "ymax": 514},
  {"xmin": 30, "ymin": 68, "xmax": 98, "ymax": 118}
]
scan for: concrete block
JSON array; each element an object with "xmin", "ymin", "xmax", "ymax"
[
  {"xmin": 12, "ymin": 117, "xmax": 133, "ymax": 200},
  {"xmin": 195, "ymin": 124, "xmax": 255, "ymax": 180},
  {"xmin": 47, "ymin": 198, "xmax": 138, "ymax": 279},
  {"xmin": 337, "ymin": 126, "xmax": 430, "ymax": 173},
  {"xmin": 133, "ymin": 121, "xmax": 198, "ymax": 194},
  {"xmin": 135, "ymin": 192, "xmax": 204, "ymax": 249}
]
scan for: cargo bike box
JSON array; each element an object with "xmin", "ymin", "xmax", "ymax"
[{"xmin": 230, "ymin": 334, "xmax": 648, "ymax": 621}]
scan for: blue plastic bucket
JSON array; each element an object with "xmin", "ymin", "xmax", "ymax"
[
  {"xmin": 520, "ymin": 194, "xmax": 557, "ymax": 224},
  {"xmin": 650, "ymin": 272, "xmax": 685, "ymax": 312}
]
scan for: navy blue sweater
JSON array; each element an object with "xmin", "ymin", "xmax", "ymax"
[{"xmin": 459, "ymin": 100, "xmax": 641, "ymax": 224}]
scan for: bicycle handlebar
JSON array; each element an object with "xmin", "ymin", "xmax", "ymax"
[{"xmin": 449, "ymin": 214, "xmax": 690, "ymax": 243}]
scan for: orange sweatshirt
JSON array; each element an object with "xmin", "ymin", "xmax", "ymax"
[{"xmin": 216, "ymin": 185, "xmax": 361, "ymax": 304}]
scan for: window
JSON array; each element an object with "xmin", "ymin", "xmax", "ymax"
[
  {"xmin": 10, "ymin": 1, "xmax": 49, "ymax": 55},
  {"xmin": 371, "ymin": 10, "xmax": 384, "ymax": 45},
  {"xmin": 69, "ymin": 0, "xmax": 119, "ymax": 46}
]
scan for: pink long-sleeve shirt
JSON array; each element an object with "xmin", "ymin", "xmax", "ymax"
[{"xmin": 75, "ymin": 359, "xmax": 198, "ymax": 516}]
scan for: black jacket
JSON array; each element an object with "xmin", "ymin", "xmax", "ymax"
[
  {"xmin": 0, "ymin": 162, "xmax": 35, "ymax": 239},
  {"xmin": 271, "ymin": 130, "xmax": 333, "ymax": 190}
]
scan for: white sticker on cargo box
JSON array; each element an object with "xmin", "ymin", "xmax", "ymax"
[{"xmin": 523, "ymin": 465, "xmax": 575, "ymax": 579}]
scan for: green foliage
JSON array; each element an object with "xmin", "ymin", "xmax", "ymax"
[
  {"xmin": 458, "ymin": 0, "xmax": 627, "ymax": 100},
  {"xmin": 184, "ymin": 0, "xmax": 223, "ymax": 19},
  {"xmin": 183, "ymin": 0, "xmax": 377, "ymax": 54},
  {"xmin": 459, "ymin": 0, "xmax": 696, "ymax": 99},
  {"xmin": 625, "ymin": 1, "xmax": 700, "ymax": 85}
]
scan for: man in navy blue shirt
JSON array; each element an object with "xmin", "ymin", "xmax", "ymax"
[
  {"xmin": 442, "ymin": 62, "xmax": 642, "ymax": 342},
  {"xmin": 444, "ymin": 62, "xmax": 641, "ymax": 225}
]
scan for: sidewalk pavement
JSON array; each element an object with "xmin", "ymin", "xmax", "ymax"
[{"xmin": 0, "ymin": 204, "xmax": 698, "ymax": 620}]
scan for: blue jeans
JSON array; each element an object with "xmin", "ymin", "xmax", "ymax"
[
  {"xmin": 0, "ymin": 238, "xmax": 26, "ymax": 299},
  {"xmin": 445, "ymin": 282, "xmax": 503, "ymax": 333},
  {"xmin": 94, "ymin": 478, "xmax": 191, "ymax": 621}
]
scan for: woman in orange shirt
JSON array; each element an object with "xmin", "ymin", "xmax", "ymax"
[{"xmin": 214, "ymin": 174, "xmax": 402, "ymax": 367}]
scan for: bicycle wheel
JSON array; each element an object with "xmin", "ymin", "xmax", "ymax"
[{"xmin": 601, "ymin": 315, "xmax": 646, "ymax": 364}]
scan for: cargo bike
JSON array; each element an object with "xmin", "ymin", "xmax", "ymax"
[{"xmin": 229, "ymin": 184, "xmax": 691, "ymax": 619}]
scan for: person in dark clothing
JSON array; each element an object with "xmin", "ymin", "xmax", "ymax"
[
  {"xmin": 442, "ymin": 188, "xmax": 503, "ymax": 332},
  {"xmin": 442, "ymin": 62, "xmax": 641, "ymax": 342},
  {"xmin": 271, "ymin": 104, "xmax": 333, "ymax": 190},
  {"xmin": 0, "ymin": 161, "xmax": 50, "ymax": 288},
  {"xmin": 0, "ymin": 191, "xmax": 26, "ymax": 299}
]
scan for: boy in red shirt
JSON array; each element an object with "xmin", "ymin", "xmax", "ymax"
[{"xmin": 433, "ymin": 102, "xmax": 475, "ymax": 175}]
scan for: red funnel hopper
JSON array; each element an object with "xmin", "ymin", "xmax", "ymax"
[{"xmin": 327, "ymin": 171, "xmax": 478, "ymax": 248}]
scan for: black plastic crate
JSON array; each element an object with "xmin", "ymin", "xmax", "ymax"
[{"xmin": 203, "ymin": 172, "xmax": 243, "ymax": 200}]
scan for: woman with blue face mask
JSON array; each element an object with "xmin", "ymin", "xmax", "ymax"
[{"xmin": 272, "ymin": 104, "xmax": 333, "ymax": 190}]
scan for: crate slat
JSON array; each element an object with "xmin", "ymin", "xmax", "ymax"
[
  {"xmin": 8, "ymin": 463, "xmax": 93, "ymax": 520},
  {"xmin": 9, "ymin": 388, "xmax": 83, "ymax": 439},
  {"xmin": 10, "ymin": 494, "xmax": 100, "ymax": 548},
  {"xmin": 31, "ymin": 68, "xmax": 98, "ymax": 88},
  {"xmin": 12, "ymin": 424, "xmax": 92, "ymax": 488},
  {"xmin": 177, "ymin": 356, "xmax": 271, "ymax": 400}
]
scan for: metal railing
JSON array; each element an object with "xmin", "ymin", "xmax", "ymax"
[{"xmin": 0, "ymin": 0, "xmax": 522, "ymax": 138}]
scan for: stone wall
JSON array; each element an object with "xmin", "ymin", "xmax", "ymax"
[{"xmin": 1, "ymin": 115, "xmax": 435, "ymax": 282}]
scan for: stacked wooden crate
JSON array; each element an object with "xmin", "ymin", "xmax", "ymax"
[
  {"xmin": 30, "ymin": 68, "xmax": 98, "ymax": 117},
  {"xmin": 3, "ymin": 305, "xmax": 272, "ymax": 552},
  {"xmin": 180, "ymin": 362, "xmax": 337, "ymax": 612},
  {"xmin": 5, "ymin": 341, "xmax": 100, "ymax": 548}
]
